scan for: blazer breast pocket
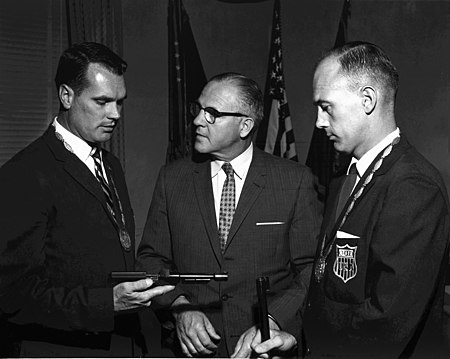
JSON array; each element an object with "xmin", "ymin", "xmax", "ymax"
[
  {"xmin": 255, "ymin": 221, "xmax": 286, "ymax": 226},
  {"xmin": 251, "ymin": 220, "xmax": 289, "ymax": 248}
]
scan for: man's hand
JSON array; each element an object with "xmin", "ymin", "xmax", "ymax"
[
  {"xmin": 231, "ymin": 318, "xmax": 295, "ymax": 358},
  {"xmin": 231, "ymin": 325, "xmax": 259, "ymax": 358},
  {"xmin": 113, "ymin": 278, "xmax": 174, "ymax": 312},
  {"xmin": 252, "ymin": 330, "xmax": 297, "ymax": 359},
  {"xmin": 172, "ymin": 297, "xmax": 221, "ymax": 357}
]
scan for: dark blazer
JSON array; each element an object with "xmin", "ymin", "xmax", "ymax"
[
  {"xmin": 0, "ymin": 125, "xmax": 142, "ymax": 357},
  {"xmin": 304, "ymin": 136, "xmax": 450, "ymax": 358},
  {"xmin": 137, "ymin": 146, "xmax": 323, "ymax": 356}
]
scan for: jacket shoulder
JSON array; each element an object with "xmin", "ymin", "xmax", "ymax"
[
  {"xmin": 394, "ymin": 145, "xmax": 448, "ymax": 194},
  {"xmin": 255, "ymin": 148, "xmax": 311, "ymax": 173},
  {"xmin": 0, "ymin": 135, "xmax": 49, "ymax": 173},
  {"xmin": 161, "ymin": 157, "xmax": 201, "ymax": 175}
]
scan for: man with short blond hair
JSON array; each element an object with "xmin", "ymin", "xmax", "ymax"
[{"xmin": 252, "ymin": 41, "xmax": 450, "ymax": 359}]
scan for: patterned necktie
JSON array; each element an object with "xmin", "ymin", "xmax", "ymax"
[
  {"xmin": 336, "ymin": 163, "xmax": 358, "ymax": 220},
  {"xmin": 91, "ymin": 147, "xmax": 115, "ymax": 215},
  {"xmin": 218, "ymin": 162, "xmax": 235, "ymax": 253}
]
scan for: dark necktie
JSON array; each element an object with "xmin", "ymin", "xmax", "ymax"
[
  {"xmin": 91, "ymin": 147, "xmax": 115, "ymax": 215},
  {"xmin": 218, "ymin": 162, "xmax": 235, "ymax": 253},
  {"xmin": 336, "ymin": 163, "xmax": 358, "ymax": 220}
]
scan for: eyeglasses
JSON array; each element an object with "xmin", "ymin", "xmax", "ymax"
[{"xmin": 189, "ymin": 102, "xmax": 249, "ymax": 124}]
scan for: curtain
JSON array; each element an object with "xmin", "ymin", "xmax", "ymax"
[
  {"xmin": 0, "ymin": 0, "xmax": 67, "ymax": 167},
  {"xmin": 66, "ymin": 0, "xmax": 125, "ymax": 168}
]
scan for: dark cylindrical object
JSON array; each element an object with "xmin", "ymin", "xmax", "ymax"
[{"xmin": 256, "ymin": 276, "xmax": 270, "ymax": 341}]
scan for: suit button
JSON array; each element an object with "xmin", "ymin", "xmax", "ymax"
[{"xmin": 221, "ymin": 294, "xmax": 229, "ymax": 301}]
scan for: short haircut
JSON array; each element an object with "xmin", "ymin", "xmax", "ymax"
[
  {"xmin": 54, "ymin": 42, "xmax": 127, "ymax": 95},
  {"xmin": 208, "ymin": 72, "xmax": 264, "ymax": 127},
  {"xmin": 320, "ymin": 41, "xmax": 399, "ymax": 103}
]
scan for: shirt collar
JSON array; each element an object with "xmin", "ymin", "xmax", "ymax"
[
  {"xmin": 350, "ymin": 127, "xmax": 400, "ymax": 177},
  {"xmin": 211, "ymin": 142, "xmax": 254, "ymax": 179},
  {"xmin": 53, "ymin": 117, "xmax": 93, "ymax": 161}
]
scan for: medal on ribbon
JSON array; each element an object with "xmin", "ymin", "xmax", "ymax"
[
  {"xmin": 315, "ymin": 234, "xmax": 329, "ymax": 283},
  {"xmin": 106, "ymin": 164, "xmax": 132, "ymax": 252},
  {"xmin": 119, "ymin": 228, "xmax": 132, "ymax": 251}
]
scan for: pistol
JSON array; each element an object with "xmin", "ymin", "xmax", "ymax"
[{"xmin": 111, "ymin": 270, "xmax": 228, "ymax": 286}]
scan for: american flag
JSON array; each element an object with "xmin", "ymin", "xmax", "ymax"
[
  {"xmin": 256, "ymin": 0, "xmax": 297, "ymax": 161},
  {"xmin": 306, "ymin": 0, "xmax": 351, "ymax": 198},
  {"xmin": 167, "ymin": 0, "xmax": 206, "ymax": 162}
]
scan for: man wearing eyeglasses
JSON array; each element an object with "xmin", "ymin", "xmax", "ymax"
[{"xmin": 137, "ymin": 72, "xmax": 322, "ymax": 357}]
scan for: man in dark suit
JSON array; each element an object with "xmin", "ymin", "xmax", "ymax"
[
  {"xmin": 0, "ymin": 42, "xmax": 174, "ymax": 357},
  {"xmin": 251, "ymin": 42, "xmax": 450, "ymax": 358},
  {"xmin": 136, "ymin": 72, "xmax": 322, "ymax": 357}
]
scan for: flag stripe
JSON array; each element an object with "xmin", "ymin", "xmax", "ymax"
[
  {"xmin": 305, "ymin": 0, "xmax": 351, "ymax": 197},
  {"xmin": 258, "ymin": 0, "xmax": 297, "ymax": 161}
]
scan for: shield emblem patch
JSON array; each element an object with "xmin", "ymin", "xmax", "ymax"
[{"xmin": 333, "ymin": 244, "xmax": 358, "ymax": 283}]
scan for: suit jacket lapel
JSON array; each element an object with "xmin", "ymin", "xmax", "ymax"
[
  {"xmin": 350, "ymin": 135, "xmax": 409, "ymax": 209},
  {"xmin": 326, "ymin": 135, "xmax": 409, "ymax": 233},
  {"xmin": 193, "ymin": 161, "xmax": 223, "ymax": 264},
  {"xmin": 324, "ymin": 175, "xmax": 345, "ymax": 233},
  {"xmin": 225, "ymin": 148, "xmax": 266, "ymax": 251},
  {"xmin": 43, "ymin": 125, "xmax": 116, "ymax": 225},
  {"xmin": 192, "ymin": 148, "xmax": 268, "ymax": 257}
]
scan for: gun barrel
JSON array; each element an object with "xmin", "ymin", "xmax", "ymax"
[
  {"xmin": 111, "ymin": 271, "xmax": 228, "ymax": 283},
  {"xmin": 167, "ymin": 273, "xmax": 229, "ymax": 282}
]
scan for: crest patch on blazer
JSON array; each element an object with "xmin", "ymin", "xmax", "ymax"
[{"xmin": 333, "ymin": 244, "xmax": 357, "ymax": 283}]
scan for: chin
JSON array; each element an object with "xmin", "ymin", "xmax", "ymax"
[
  {"xmin": 194, "ymin": 142, "xmax": 209, "ymax": 154},
  {"xmin": 333, "ymin": 142, "xmax": 344, "ymax": 152},
  {"xmin": 96, "ymin": 134, "xmax": 113, "ymax": 144},
  {"xmin": 334, "ymin": 145, "xmax": 350, "ymax": 155}
]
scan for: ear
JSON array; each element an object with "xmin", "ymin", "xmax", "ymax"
[
  {"xmin": 59, "ymin": 84, "xmax": 75, "ymax": 110},
  {"xmin": 360, "ymin": 86, "xmax": 377, "ymax": 115},
  {"xmin": 239, "ymin": 117, "xmax": 255, "ymax": 138}
]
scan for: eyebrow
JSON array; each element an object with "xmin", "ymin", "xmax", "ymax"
[
  {"xmin": 93, "ymin": 94, "xmax": 128, "ymax": 101},
  {"xmin": 196, "ymin": 100, "xmax": 217, "ymax": 110},
  {"xmin": 313, "ymin": 99, "xmax": 325, "ymax": 106}
]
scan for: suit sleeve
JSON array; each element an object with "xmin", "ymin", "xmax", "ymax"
[
  {"xmin": 136, "ymin": 166, "xmax": 188, "ymax": 306},
  {"xmin": 0, "ymin": 164, "xmax": 114, "ymax": 332},
  {"xmin": 352, "ymin": 173, "xmax": 449, "ymax": 353},
  {"xmin": 268, "ymin": 167, "xmax": 323, "ymax": 331}
]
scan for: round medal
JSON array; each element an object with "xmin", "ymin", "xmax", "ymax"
[{"xmin": 119, "ymin": 228, "xmax": 132, "ymax": 251}]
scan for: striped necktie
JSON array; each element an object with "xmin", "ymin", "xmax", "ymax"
[
  {"xmin": 218, "ymin": 162, "xmax": 235, "ymax": 253},
  {"xmin": 91, "ymin": 147, "xmax": 115, "ymax": 215}
]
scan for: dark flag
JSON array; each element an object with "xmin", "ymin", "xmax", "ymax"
[
  {"xmin": 167, "ymin": 0, "xmax": 207, "ymax": 162},
  {"xmin": 305, "ymin": 0, "xmax": 351, "ymax": 198},
  {"xmin": 256, "ymin": 0, "xmax": 297, "ymax": 161}
]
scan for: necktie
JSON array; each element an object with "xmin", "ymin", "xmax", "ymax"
[
  {"xmin": 91, "ymin": 147, "xmax": 115, "ymax": 215},
  {"xmin": 335, "ymin": 163, "xmax": 358, "ymax": 220},
  {"xmin": 218, "ymin": 162, "xmax": 235, "ymax": 253}
]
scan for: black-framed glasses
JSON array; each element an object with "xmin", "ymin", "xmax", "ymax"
[{"xmin": 189, "ymin": 102, "xmax": 249, "ymax": 124}]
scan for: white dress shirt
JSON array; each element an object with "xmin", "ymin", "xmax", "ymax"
[
  {"xmin": 348, "ymin": 127, "xmax": 400, "ymax": 189},
  {"xmin": 52, "ymin": 117, "xmax": 106, "ymax": 180},
  {"xmin": 211, "ymin": 143, "xmax": 253, "ymax": 227}
]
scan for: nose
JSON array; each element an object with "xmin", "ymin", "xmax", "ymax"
[
  {"xmin": 315, "ymin": 111, "xmax": 329, "ymax": 129},
  {"xmin": 108, "ymin": 102, "xmax": 122, "ymax": 121},
  {"xmin": 192, "ymin": 110, "xmax": 205, "ymax": 126}
]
